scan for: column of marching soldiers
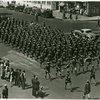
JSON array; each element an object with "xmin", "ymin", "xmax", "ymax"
[{"xmin": 0, "ymin": 16, "xmax": 100, "ymax": 98}]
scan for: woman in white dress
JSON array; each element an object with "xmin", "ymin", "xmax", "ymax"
[{"xmin": 10, "ymin": 68, "xmax": 14, "ymax": 87}]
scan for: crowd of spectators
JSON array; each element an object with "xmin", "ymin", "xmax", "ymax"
[{"xmin": 0, "ymin": 58, "xmax": 26, "ymax": 89}]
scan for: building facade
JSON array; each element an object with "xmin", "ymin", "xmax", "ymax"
[
  {"xmin": 1, "ymin": 1, "xmax": 100, "ymax": 16},
  {"xmin": 2, "ymin": 0, "xmax": 57, "ymax": 10},
  {"xmin": 57, "ymin": 1, "xmax": 100, "ymax": 16},
  {"xmin": 23, "ymin": 1, "xmax": 57, "ymax": 10}
]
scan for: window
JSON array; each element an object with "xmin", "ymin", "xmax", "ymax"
[
  {"xmin": 34, "ymin": 1, "xmax": 38, "ymax": 3},
  {"xmin": 42, "ymin": 1, "xmax": 46, "ymax": 4},
  {"xmin": 86, "ymin": 30, "xmax": 92, "ymax": 33},
  {"xmin": 38, "ymin": 1, "xmax": 40, "ymax": 4},
  {"xmin": 47, "ymin": 1, "xmax": 51, "ymax": 5}
]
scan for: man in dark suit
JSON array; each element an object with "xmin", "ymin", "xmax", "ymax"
[
  {"xmin": 31, "ymin": 75, "xmax": 36, "ymax": 96},
  {"xmin": 2, "ymin": 84, "xmax": 8, "ymax": 98},
  {"xmin": 97, "ymin": 18, "xmax": 100, "ymax": 27}
]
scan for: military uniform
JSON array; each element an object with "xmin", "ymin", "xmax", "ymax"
[
  {"xmin": 65, "ymin": 74, "xmax": 72, "ymax": 91},
  {"xmin": 83, "ymin": 81, "xmax": 91, "ymax": 99}
]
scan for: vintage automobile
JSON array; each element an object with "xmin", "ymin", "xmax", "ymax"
[
  {"xmin": 71, "ymin": 29, "xmax": 99, "ymax": 39},
  {"xmin": 80, "ymin": 29, "xmax": 95, "ymax": 38}
]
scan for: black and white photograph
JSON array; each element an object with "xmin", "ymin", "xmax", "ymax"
[{"xmin": 0, "ymin": 0, "xmax": 100, "ymax": 99}]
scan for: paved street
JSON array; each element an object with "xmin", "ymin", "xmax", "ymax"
[
  {"xmin": 0, "ymin": 8, "xmax": 100, "ymax": 99},
  {"xmin": 0, "ymin": 42, "xmax": 100, "ymax": 99},
  {"xmin": 0, "ymin": 8, "xmax": 100, "ymax": 33}
]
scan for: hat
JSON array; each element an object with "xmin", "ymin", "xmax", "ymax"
[
  {"xmin": 87, "ymin": 80, "xmax": 89, "ymax": 83},
  {"xmin": 40, "ymin": 86, "xmax": 43, "ymax": 90},
  {"xmin": 32, "ymin": 74, "xmax": 36, "ymax": 77},
  {"xmin": 35, "ymin": 76, "xmax": 38, "ymax": 79},
  {"xmin": 4, "ymin": 84, "xmax": 7, "ymax": 87}
]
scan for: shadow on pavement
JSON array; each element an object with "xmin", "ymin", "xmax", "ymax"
[
  {"xmin": 96, "ymin": 81, "xmax": 100, "ymax": 86},
  {"xmin": 25, "ymin": 83, "xmax": 32, "ymax": 89},
  {"xmin": 38, "ymin": 92, "xmax": 49, "ymax": 99},
  {"xmin": 71, "ymin": 87, "xmax": 80, "ymax": 92},
  {"xmin": 50, "ymin": 75, "xmax": 65, "ymax": 81},
  {"xmin": 71, "ymin": 87, "xmax": 83, "ymax": 92},
  {"xmin": 77, "ymin": 70, "xmax": 90, "ymax": 76},
  {"xmin": 50, "ymin": 76, "xmax": 59, "ymax": 81},
  {"xmin": 0, "ymin": 85, "xmax": 3, "ymax": 88}
]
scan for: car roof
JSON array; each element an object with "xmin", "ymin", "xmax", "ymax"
[
  {"xmin": 73, "ymin": 30, "xmax": 81, "ymax": 32},
  {"xmin": 81, "ymin": 29, "xmax": 92, "ymax": 31}
]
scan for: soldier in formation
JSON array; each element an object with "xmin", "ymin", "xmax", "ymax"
[
  {"xmin": 65, "ymin": 72, "xmax": 72, "ymax": 91},
  {"xmin": 83, "ymin": 80, "xmax": 91, "ymax": 99},
  {"xmin": 0, "ymin": 16, "xmax": 100, "ymax": 76},
  {"xmin": 0, "ymin": 15, "xmax": 100, "ymax": 97}
]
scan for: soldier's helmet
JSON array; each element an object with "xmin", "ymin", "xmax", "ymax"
[
  {"xmin": 4, "ymin": 84, "xmax": 7, "ymax": 87},
  {"xmin": 86, "ymin": 80, "xmax": 89, "ymax": 83}
]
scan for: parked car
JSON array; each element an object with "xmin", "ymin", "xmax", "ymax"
[
  {"xmin": 72, "ymin": 29, "xmax": 99, "ymax": 39},
  {"xmin": 80, "ymin": 29, "xmax": 95, "ymax": 38}
]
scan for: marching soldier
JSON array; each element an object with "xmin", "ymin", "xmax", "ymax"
[
  {"xmin": 65, "ymin": 73, "xmax": 72, "ymax": 92},
  {"xmin": 90, "ymin": 66, "xmax": 97, "ymax": 86},
  {"xmin": 83, "ymin": 80, "xmax": 91, "ymax": 99},
  {"xmin": 56, "ymin": 59, "xmax": 62, "ymax": 77},
  {"xmin": 44, "ymin": 62, "xmax": 51, "ymax": 80}
]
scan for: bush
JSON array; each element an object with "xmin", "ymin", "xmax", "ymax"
[
  {"xmin": 23, "ymin": 7, "xmax": 32, "ymax": 14},
  {"xmin": 15, "ymin": 5, "xmax": 25, "ymax": 12},
  {"xmin": 6, "ymin": 4, "xmax": 15, "ymax": 10},
  {"xmin": 23, "ymin": 7, "xmax": 41, "ymax": 16},
  {"xmin": 30, "ymin": 8, "xmax": 41, "ymax": 16}
]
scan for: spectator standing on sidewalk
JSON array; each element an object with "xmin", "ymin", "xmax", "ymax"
[
  {"xmin": 10, "ymin": 68, "xmax": 14, "ymax": 87},
  {"xmin": 97, "ymin": 18, "xmax": 100, "ymax": 27},
  {"xmin": 31, "ymin": 74, "xmax": 36, "ymax": 96},
  {"xmin": 21, "ymin": 70, "xmax": 26, "ymax": 89},
  {"xmin": 35, "ymin": 76, "xmax": 40, "ymax": 98},
  {"xmin": 2, "ymin": 84, "xmax": 8, "ymax": 98},
  {"xmin": 35, "ymin": 12, "xmax": 39, "ymax": 23},
  {"xmin": 75, "ymin": 14, "xmax": 78, "ymax": 20},
  {"xmin": 69, "ymin": 13, "xmax": 72, "ymax": 19},
  {"xmin": 44, "ymin": 62, "xmax": 51, "ymax": 80},
  {"xmin": 90, "ymin": 66, "xmax": 97, "ymax": 86},
  {"xmin": 62, "ymin": 10, "xmax": 66, "ymax": 19}
]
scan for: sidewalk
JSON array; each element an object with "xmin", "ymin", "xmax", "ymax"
[{"xmin": 53, "ymin": 10, "xmax": 100, "ymax": 21}]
